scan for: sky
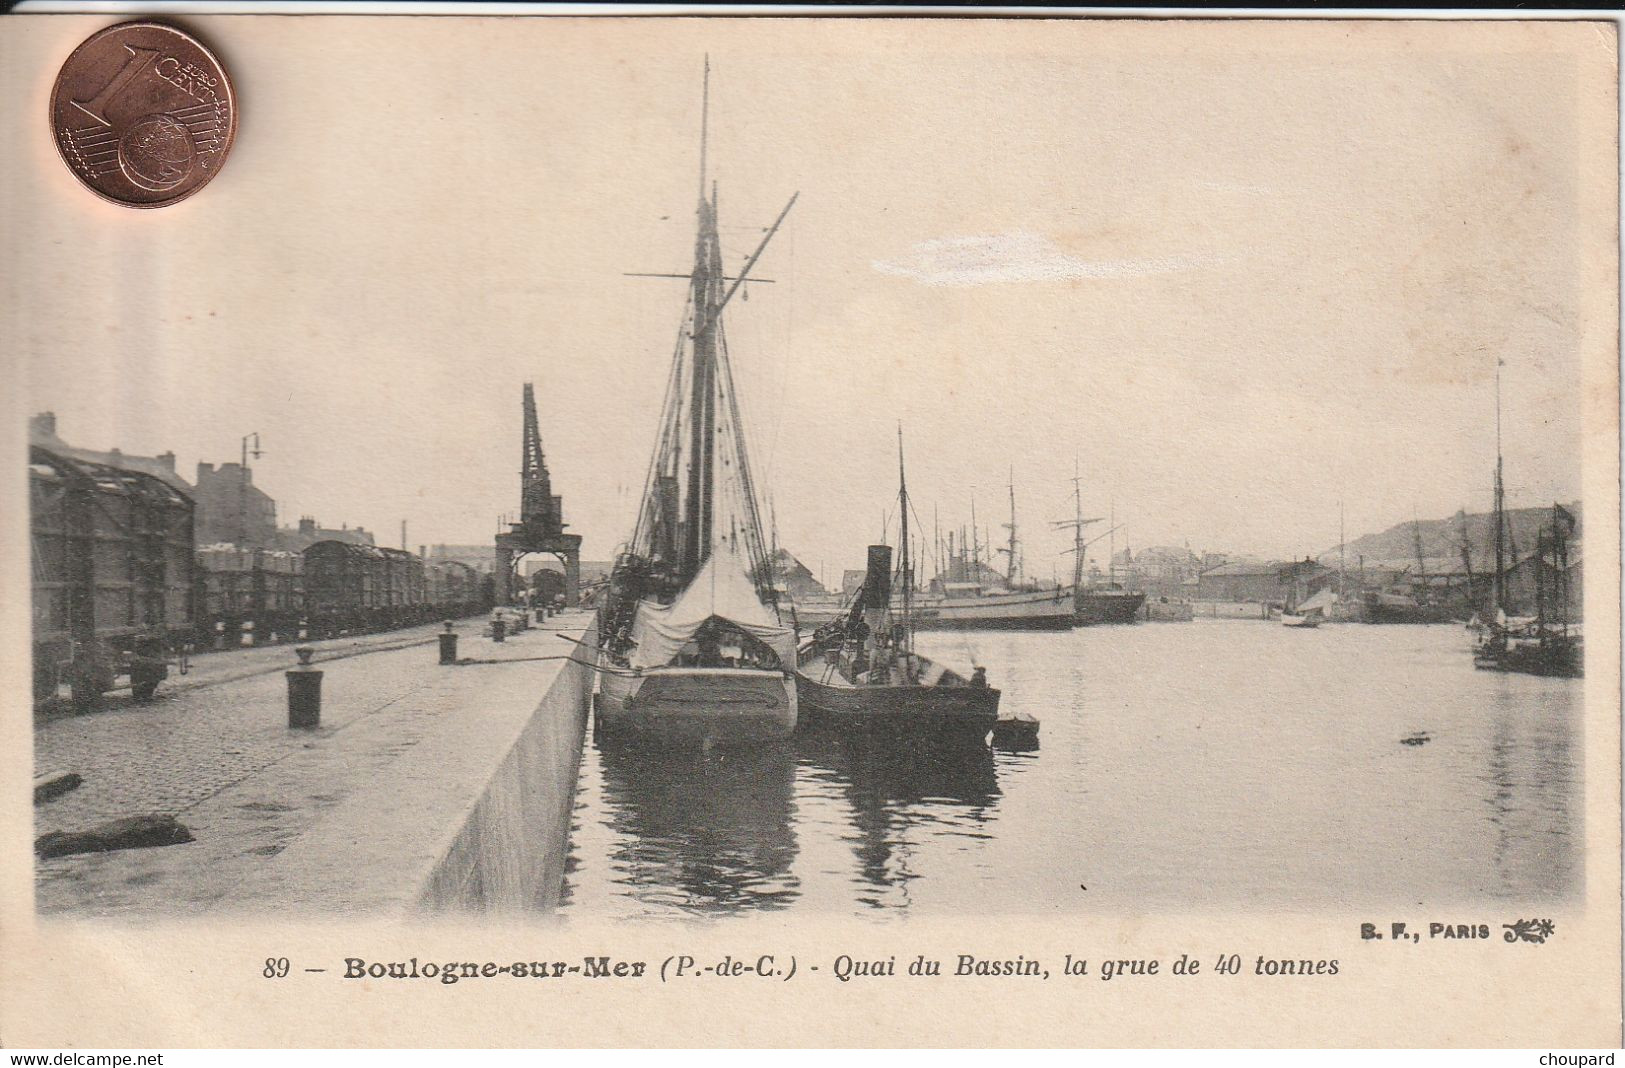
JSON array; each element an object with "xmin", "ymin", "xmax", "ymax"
[{"xmin": 4, "ymin": 17, "xmax": 1610, "ymax": 578}]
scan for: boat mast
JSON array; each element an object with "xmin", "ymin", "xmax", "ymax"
[
  {"xmin": 897, "ymin": 426, "xmax": 914, "ymax": 659},
  {"xmin": 933, "ymin": 504, "xmax": 941, "ymax": 584},
  {"xmin": 1458, "ymin": 509, "xmax": 1476, "ymax": 609},
  {"xmin": 1074, "ymin": 460, "xmax": 1086, "ymax": 589},
  {"xmin": 1109, "ymin": 498, "xmax": 1116, "ymax": 585},
  {"xmin": 681, "ymin": 61, "xmax": 717, "ymax": 581},
  {"xmin": 1338, "ymin": 499, "xmax": 1346, "ymax": 599},
  {"xmin": 1004, "ymin": 469, "xmax": 1018, "ymax": 587},
  {"xmin": 970, "ymin": 495, "xmax": 979, "ymax": 578},
  {"xmin": 1412, "ymin": 514, "xmax": 1428, "ymax": 596},
  {"xmin": 1491, "ymin": 358, "xmax": 1506, "ymax": 620},
  {"xmin": 663, "ymin": 59, "xmax": 796, "ymax": 591}
]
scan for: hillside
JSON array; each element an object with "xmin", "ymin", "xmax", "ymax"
[{"xmin": 1320, "ymin": 503, "xmax": 1581, "ymax": 567}]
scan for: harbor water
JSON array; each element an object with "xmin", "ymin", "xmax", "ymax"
[{"xmin": 559, "ymin": 620, "xmax": 1580, "ymax": 917}]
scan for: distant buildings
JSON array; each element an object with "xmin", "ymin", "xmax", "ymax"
[
  {"xmin": 193, "ymin": 461, "xmax": 277, "ymax": 546},
  {"xmin": 274, "ymin": 516, "xmax": 375, "ymax": 553},
  {"xmin": 768, "ymin": 549, "xmax": 827, "ymax": 599},
  {"xmin": 1114, "ymin": 545, "xmax": 1207, "ymax": 598},
  {"xmin": 1196, "ymin": 558, "xmax": 1333, "ymax": 604},
  {"xmin": 31, "ymin": 412, "xmax": 375, "ymax": 553}
]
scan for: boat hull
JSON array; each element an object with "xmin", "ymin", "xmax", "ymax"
[
  {"xmin": 1074, "ymin": 590, "xmax": 1146, "ymax": 625},
  {"xmin": 909, "ymin": 606, "xmax": 1073, "ymax": 630},
  {"xmin": 790, "ymin": 590, "xmax": 1074, "ymax": 631},
  {"xmin": 794, "ymin": 672, "xmax": 1000, "ymax": 742},
  {"xmin": 1474, "ymin": 636, "xmax": 1583, "ymax": 678},
  {"xmin": 1364, "ymin": 599, "xmax": 1455, "ymax": 625},
  {"xmin": 596, "ymin": 666, "xmax": 797, "ymax": 745}
]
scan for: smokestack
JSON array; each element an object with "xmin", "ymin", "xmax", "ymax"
[
  {"xmin": 401, "ymin": 520, "xmax": 407, "ymax": 551},
  {"xmin": 863, "ymin": 544, "xmax": 893, "ymax": 609}
]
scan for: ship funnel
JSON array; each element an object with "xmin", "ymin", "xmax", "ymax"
[{"xmin": 863, "ymin": 545, "xmax": 893, "ymax": 608}]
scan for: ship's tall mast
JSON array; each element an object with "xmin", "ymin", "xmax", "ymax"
[
  {"xmin": 1412, "ymin": 514, "xmax": 1428, "ymax": 593},
  {"xmin": 933, "ymin": 504, "xmax": 941, "ymax": 583},
  {"xmin": 1491, "ymin": 358, "xmax": 1506, "ymax": 619},
  {"xmin": 647, "ymin": 59, "xmax": 795, "ymax": 592},
  {"xmin": 897, "ymin": 426, "xmax": 914, "ymax": 658},
  {"xmin": 1072, "ymin": 461, "xmax": 1085, "ymax": 588},
  {"xmin": 1338, "ymin": 499, "xmax": 1346, "ymax": 598},
  {"xmin": 1051, "ymin": 456, "xmax": 1104, "ymax": 590},
  {"xmin": 970, "ymin": 495, "xmax": 979, "ymax": 575},
  {"xmin": 1109, "ymin": 499, "xmax": 1116, "ymax": 585},
  {"xmin": 680, "ymin": 62, "xmax": 717, "ymax": 580},
  {"xmin": 1003, "ymin": 470, "xmax": 1019, "ymax": 586}
]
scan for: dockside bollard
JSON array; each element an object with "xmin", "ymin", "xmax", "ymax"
[
  {"xmin": 286, "ymin": 647, "xmax": 322, "ymax": 729},
  {"xmin": 492, "ymin": 616, "xmax": 507, "ymax": 643},
  {"xmin": 439, "ymin": 621, "xmax": 458, "ymax": 665}
]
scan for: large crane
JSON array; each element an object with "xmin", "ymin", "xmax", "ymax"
[{"xmin": 495, "ymin": 382, "xmax": 581, "ymax": 606}]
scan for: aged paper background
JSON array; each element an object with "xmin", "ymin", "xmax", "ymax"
[{"xmin": 0, "ymin": 14, "xmax": 1618, "ymax": 1047}]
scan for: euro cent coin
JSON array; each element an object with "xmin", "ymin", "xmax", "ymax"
[{"xmin": 50, "ymin": 21, "xmax": 237, "ymax": 208}]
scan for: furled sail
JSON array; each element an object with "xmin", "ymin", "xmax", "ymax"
[{"xmin": 627, "ymin": 540, "xmax": 796, "ymax": 669}]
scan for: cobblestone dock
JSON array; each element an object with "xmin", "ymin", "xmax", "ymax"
[{"xmin": 34, "ymin": 612, "xmax": 594, "ymax": 918}]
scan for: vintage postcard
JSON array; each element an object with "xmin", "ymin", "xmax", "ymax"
[{"xmin": 0, "ymin": 11, "xmax": 1618, "ymax": 1049}]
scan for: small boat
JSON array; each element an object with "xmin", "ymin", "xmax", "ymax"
[
  {"xmin": 1280, "ymin": 586, "xmax": 1332, "ymax": 628},
  {"xmin": 1140, "ymin": 596, "xmax": 1195, "ymax": 622},
  {"xmin": 991, "ymin": 711, "xmax": 1041, "ymax": 751},
  {"xmin": 794, "ymin": 433, "xmax": 1001, "ymax": 743}
]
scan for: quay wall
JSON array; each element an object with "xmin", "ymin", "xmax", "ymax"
[
  {"xmin": 417, "ymin": 626, "xmax": 596, "ymax": 913},
  {"xmin": 1191, "ymin": 600, "xmax": 1274, "ymax": 620},
  {"xmin": 216, "ymin": 618, "xmax": 597, "ymax": 917}
]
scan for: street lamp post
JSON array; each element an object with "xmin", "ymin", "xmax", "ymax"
[{"xmin": 240, "ymin": 432, "xmax": 263, "ymax": 546}]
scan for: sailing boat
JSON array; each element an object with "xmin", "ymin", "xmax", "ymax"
[
  {"xmin": 1475, "ymin": 503, "xmax": 1583, "ymax": 677},
  {"xmin": 794, "ymin": 430, "xmax": 1002, "ymax": 741},
  {"xmin": 1360, "ymin": 516, "xmax": 1455, "ymax": 624},
  {"xmin": 595, "ymin": 64, "xmax": 801, "ymax": 743},
  {"xmin": 1471, "ymin": 360, "xmax": 1582, "ymax": 678},
  {"xmin": 1280, "ymin": 587, "xmax": 1330, "ymax": 628},
  {"xmin": 1056, "ymin": 460, "xmax": 1145, "ymax": 625}
]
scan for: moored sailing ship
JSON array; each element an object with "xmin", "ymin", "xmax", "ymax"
[
  {"xmin": 787, "ymin": 489, "xmax": 1073, "ymax": 631},
  {"xmin": 596, "ymin": 66, "xmax": 800, "ymax": 742},
  {"xmin": 1471, "ymin": 362, "xmax": 1582, "ymax": 678},
  {"xmin": 1055, "ymin": 462, "xmax": 1145, "ymax": 625}
]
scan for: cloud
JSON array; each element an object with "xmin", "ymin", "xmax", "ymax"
[{"xmin": 872, "ymin": 231, "xmax": 1222, "ymax": 287}]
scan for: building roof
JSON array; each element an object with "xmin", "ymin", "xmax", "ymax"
[
  {"xmin": 30, "ymin": 419, "xmax": 191, "ymax": 494},
  {"xmin": 1200, "ymin": 561, "xmax": 1284, "ymax": 578}
]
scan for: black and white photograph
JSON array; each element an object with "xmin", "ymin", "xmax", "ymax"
[{"xmin": 1, "ymin": 10, "xmax": 1618, "ymax": 1050}]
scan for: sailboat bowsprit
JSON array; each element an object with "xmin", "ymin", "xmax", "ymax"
[{"xmin": 595, "ymin": 66, "xmax": 801, "ymax": 744}]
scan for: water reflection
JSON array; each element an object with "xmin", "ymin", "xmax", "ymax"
[
  {"xmin": 797, "ymin": 732, "xmax": 1000, "ymax": 910},
  {"xmin": 565, "ymin": 626, "xmax": 1580, "ymax": 915},
  {"xmin": 594, "ymin": 739, "xmax": 800, "ymax": 914},
  {"xmin": 1483, "ymin": 690, "xmax": 1578, "ymax": 901}
]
